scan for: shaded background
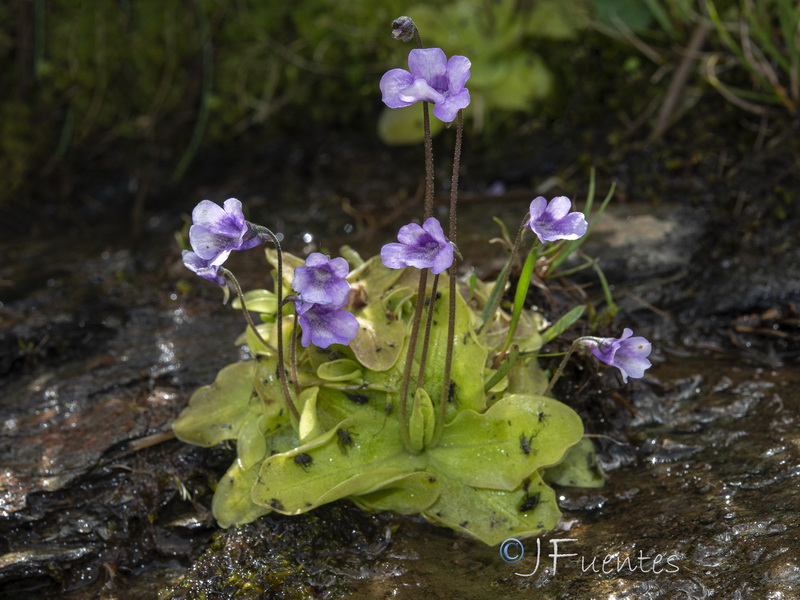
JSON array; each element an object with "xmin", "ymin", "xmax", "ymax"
[{"xmin": 2, "ymin": 0, "xmax": 800, "ymax": 598}]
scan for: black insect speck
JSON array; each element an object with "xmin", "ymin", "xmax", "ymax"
[
  {"xmin": 294, "ymin": 453, "xmax": 313, "ymax": 469},
  {"xmin": 337, "ymin": 428, "xmax": 354, "ymax": 454},
  {"xmin": 519, "ymin": 491, "xmax": 541, "ymax": 513},
  {"xmin": 519, "ymin": 432, "xmax": 535, "ymax": 455},
  {"xmin": 537, "ymin": 410, "xmax": 549, "ymax": 424},
  {"xmin": 346, "ymin": 392, "xmax": 369, "ymax": 405}
]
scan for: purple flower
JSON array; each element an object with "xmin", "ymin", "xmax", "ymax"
[
  {"xmin": 586, "ymin": 328, "xmax": 652, "ymax": 383},
  {"xmin": 181, "ymin": 250, "xmax": 226, "ymax": 286},
  {"xmin": 527, "ymin": 196, "xmax": 588, "ymax": 243},
  {"xmin": 189, "ymin": 198, "xmax": 261, "ymax": 262},
  {"xmin": 380, "ymin": 217, "xmax": 454, "ymax": 275},
  {"xmin": 294, "ymin": 300, "xmax": 359, "ymax": 349},
  {"xmin": 292, "ymin": 253, "xmax": 351, "ymax": 306},
  {"xmin": 380, "ymin": 48, "xmax": 471, "ymax": 123}
]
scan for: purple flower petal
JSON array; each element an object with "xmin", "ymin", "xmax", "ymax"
[
  {"xmin": 527, "ymin": 196, "xmax": 588, "ymax": 243},
  {"xmin": 430, "ymin": 243, "xmax": 455, "ymax": 275},
  {"xmin": 189, "ymin": 198, "xmax": 261, "ymax": 262},
  {"xmin": 380, "ymin": 69, "xmax": 416, "ymax": 108},
  {"xmin": 182, "ymin": 250, "xmax": 227, "ymax": 286},
  {"xmin": 381, "ymin": 217, "xmax": 454, "ymax": 274},
  {"xmin": 446, "ymin": 55, "xmax": 472, "ymax": 94},
  {"xmin": 407, "ymin": 48, "xmax": 448, "ymax": 85},
  {"xmin": 433, "ymin": 89, "xmax": 470, "ymax": 123},
  {"xmin": 379, "ymin": 47, "xmax": 471, "ymax": 123},
  {"xmin": 528, "ymin": 196, "xmax": 547, "ymax": 221},
  {"xmin": 544, "ymin": 196, "xmax": 572, "ymax": 220},
  {"xmin": 590, "ymin": 328, "xmax": 652, "ymax": 383},
  {"xmin": 292, "ymin": 252, "xmax": 351, "ymax": 307},
  {"xmin": 398, "ymin": 78, "xmax": 444, "ymax": 105},
  {"xmin": 294, "ymin": 301, "xmax": 359, "ymax": 349}
]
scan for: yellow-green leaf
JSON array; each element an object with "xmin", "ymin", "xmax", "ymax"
[
  {"xmin": 213, "ymin": 461, "xmax": 271, "ymax": 528},
  {"xmin": 543, "ymin": 437, "xmax": 605, "ymax": 488},
  {"xmin": 422, "ymin": 470, "xmax": 561, "ymax": 546},
  {"xmin": 430, "ymin": 394, "xmax": 583, "ymax": 491},
  {"xmin": 172, "ymin": 361, "xmax": 260, "ymax": 447}
]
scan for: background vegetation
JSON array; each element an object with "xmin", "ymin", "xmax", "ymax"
[{"xmin": 1, "ymin": 0, "xmax": 796, "ymax": 214}]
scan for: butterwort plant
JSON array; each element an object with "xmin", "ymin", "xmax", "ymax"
[{"xmin": 173, "ymin": 16, "xmax": 654, "ymax": 547}]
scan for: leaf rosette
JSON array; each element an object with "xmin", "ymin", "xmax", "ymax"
[{"xmin": 173, "ymin": 252, "xmax": 603, "ymax": 544}]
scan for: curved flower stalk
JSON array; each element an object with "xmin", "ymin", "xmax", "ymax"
[
  {"xmin": 527, "ymin": 196, "xmax": 588, "ymax": 243},
  {"xmin": 380, "ymin": 217, "xmax": 454, "ymax": 274},
  {"xmin": 380, "ymin": 48, "xmax": 471, "ymax": 123},
  {"xmin": 181, "ymin": 197, "xmax": 299, "ymax": 421}
]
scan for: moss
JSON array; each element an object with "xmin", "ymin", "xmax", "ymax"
[{"xmin": 162, "ymin": 503, "xmax": 397, "ymax": 599}]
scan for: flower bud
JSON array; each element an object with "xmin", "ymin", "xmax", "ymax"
[{"xmin": 391, "ymin": 16, "xmax": 416, "ymax": 42}]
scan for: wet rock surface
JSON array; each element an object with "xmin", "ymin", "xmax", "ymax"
[{"xmin": 2, "ymin": 133, "xmax": 799, "ymax": 599}]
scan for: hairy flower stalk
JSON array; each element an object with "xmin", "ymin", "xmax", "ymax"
[
  {"xmin": 248, "ymin": 225, "xmax": 300, "ymax": 422},
  {"xmin": 434, "ymin": 109, "xmax": 464, "ymax": 444},
  {"xmin": 220, "ymin": 268, "xmax": 275, "ymax": 355},
  {"xmin": 380, "ymin": 36, "xmax": 472, "ymax": 451},
  {"xmin": 414, "ymin": 274, "xmax": 440, "ymax": 392},
  {"xmin": 381, "ymin": 217, "xmax": 453, "ymax": 451}
]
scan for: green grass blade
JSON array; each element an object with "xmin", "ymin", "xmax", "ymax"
[{"xmin": 541, "ymin": 305, "xmax": 586, "ymax": 344}]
